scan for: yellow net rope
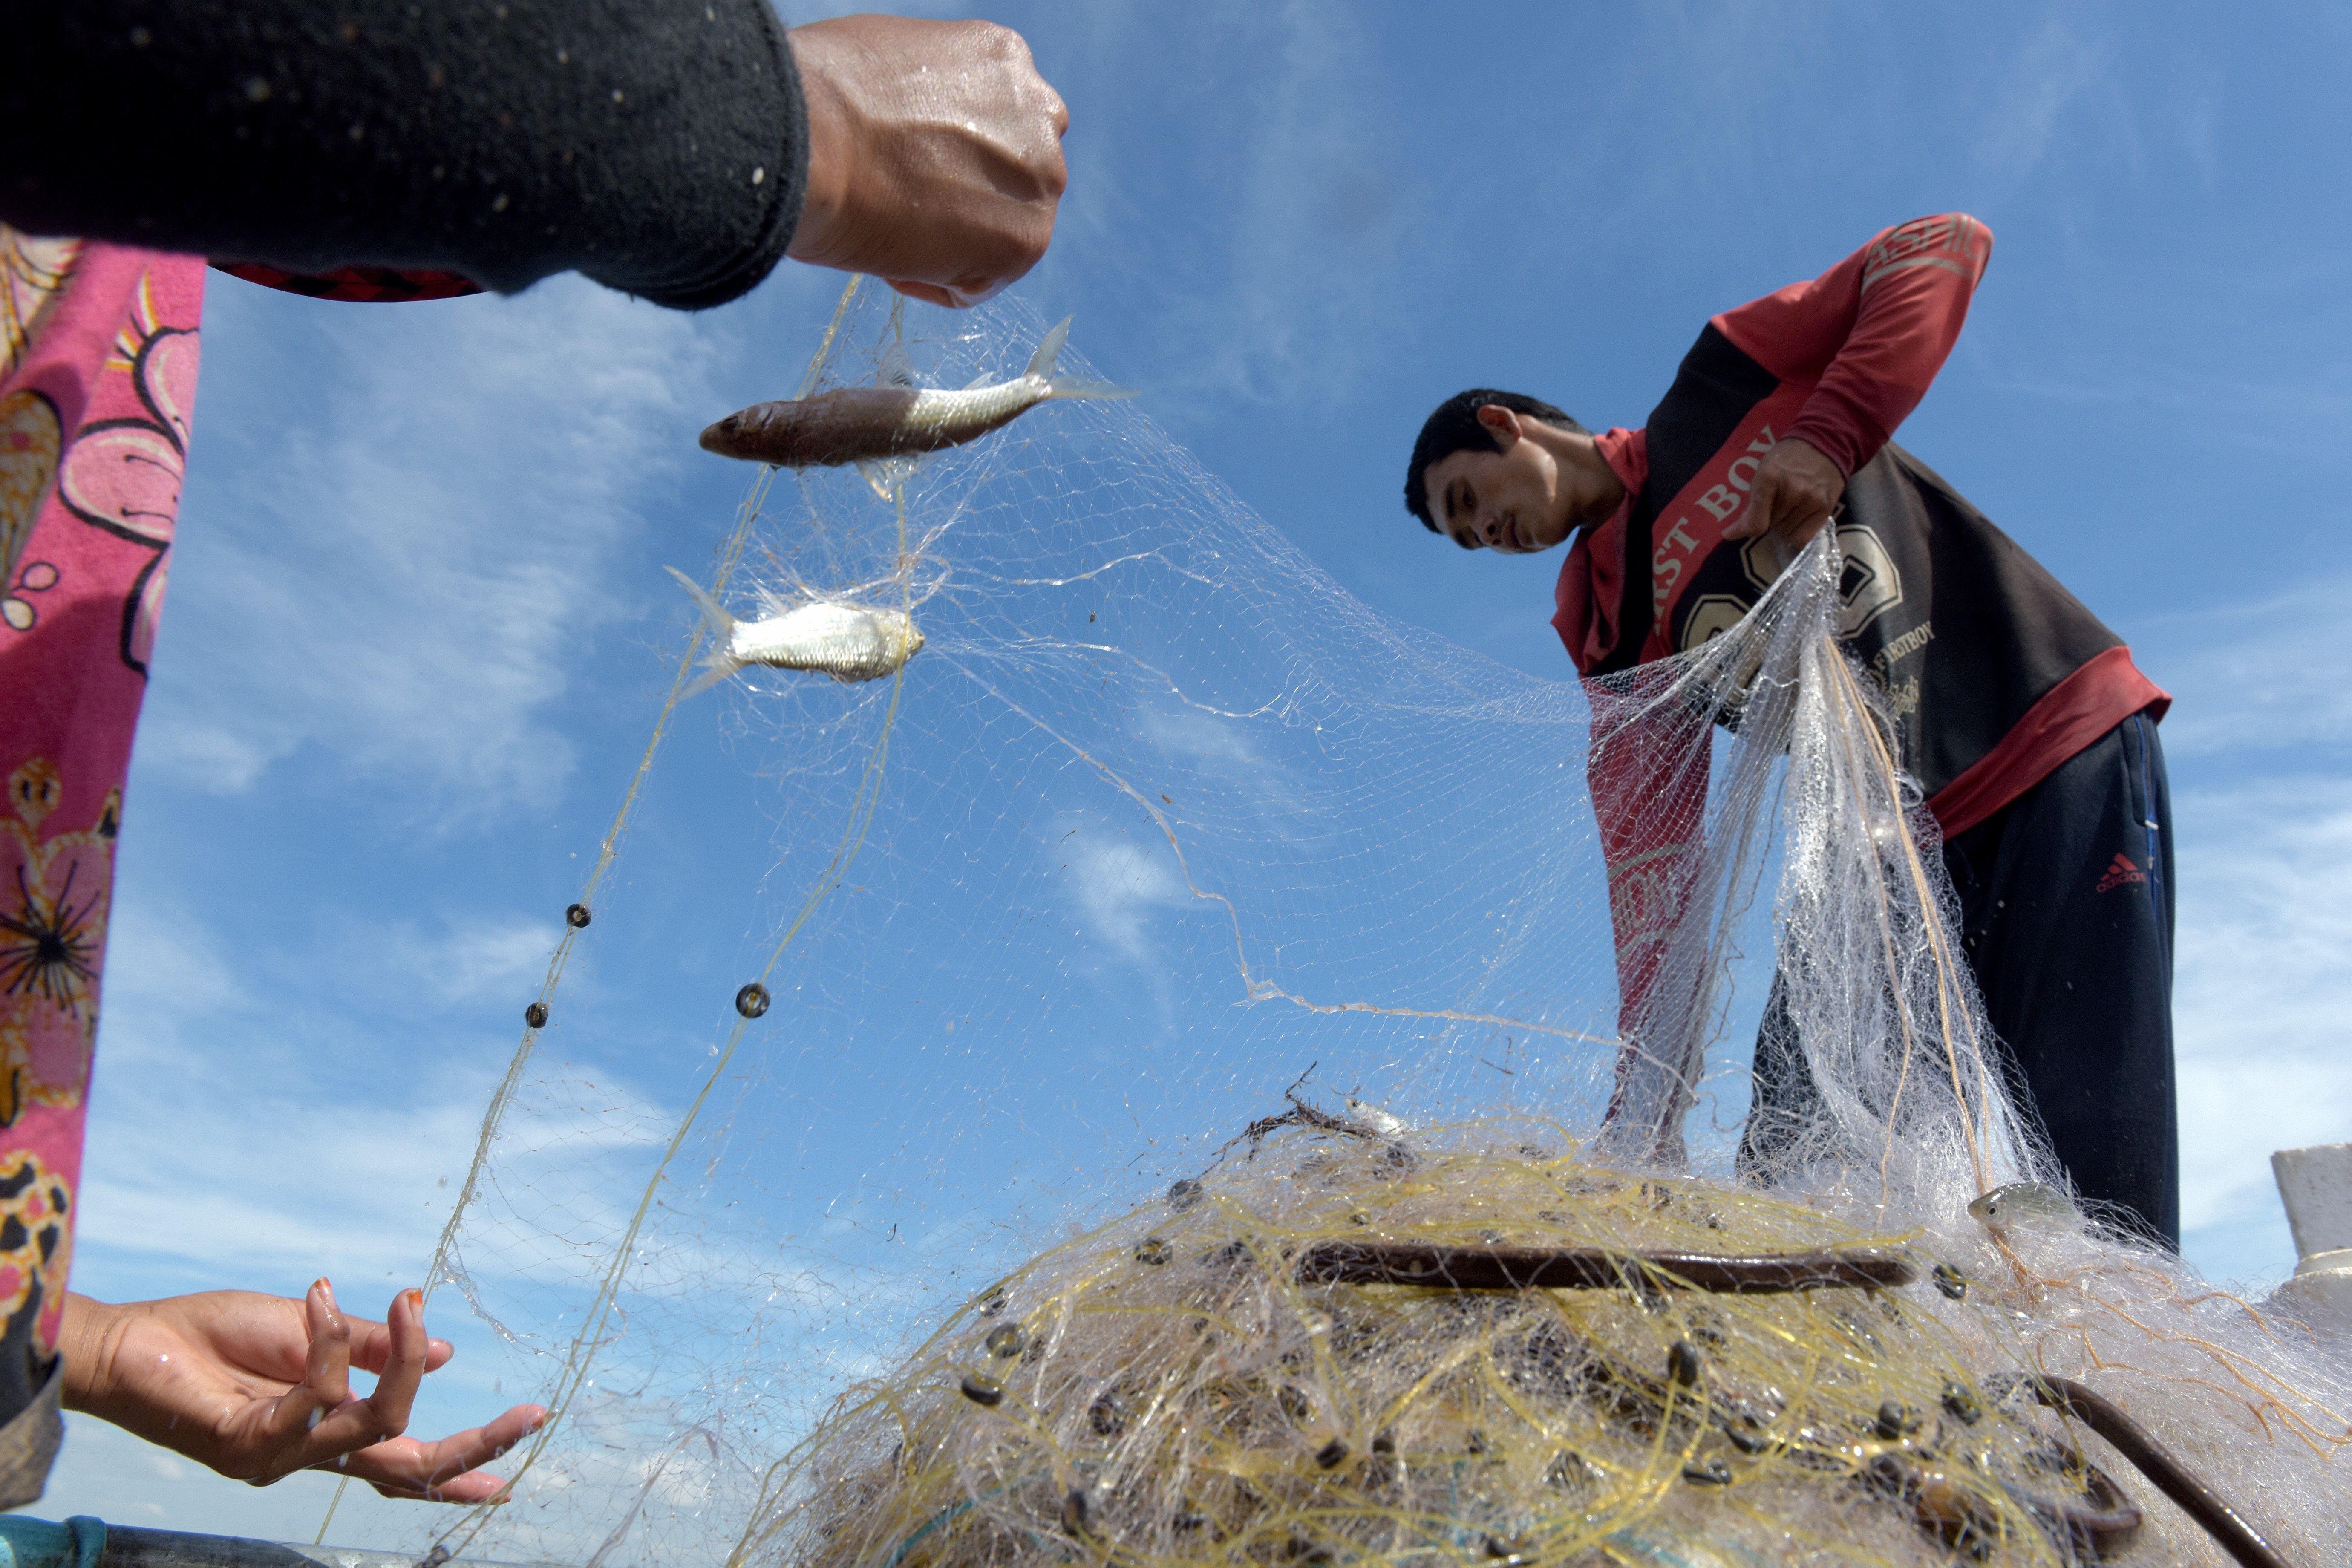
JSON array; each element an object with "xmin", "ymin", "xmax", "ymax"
[{"xmin": 741, "ymin": 1127, "xmax": 2183, "ymax": 1568}]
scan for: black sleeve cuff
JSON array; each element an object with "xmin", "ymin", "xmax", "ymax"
[
  {"xmin": 579, "ymin": 0, "xmax": 810, "ymax": 309},
  {"xmin": 0, "ymin": 0, "xmax": 811, "ymax": 312}
]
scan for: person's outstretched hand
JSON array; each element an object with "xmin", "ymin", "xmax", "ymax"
[
  {"xmin": 61, "ymin": 1281, "xmax": 547, "ymax": 1501},
  {"xmin": 787, "ymin": 15, "xmax": 1069, "ymax": 307},
  {"xmin": 1721, "ymin": 435, "xmax": 1846, "ymax": 549}
]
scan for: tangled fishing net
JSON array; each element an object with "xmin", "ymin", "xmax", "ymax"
[
  {"xmin": 338, "ymin": 288, "xmax": 2346, "ymax": 1566},
  {"xmin": 764, "ymin": 1136, "xmax": 2175, "ymax": 1568}
]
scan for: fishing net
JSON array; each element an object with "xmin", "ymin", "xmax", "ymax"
[{"xmin": 319, "ymin": 287, "xmax": 2349, "ymax": 1566}]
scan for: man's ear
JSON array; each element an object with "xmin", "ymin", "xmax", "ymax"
[{"xmin": 1474, "ymin": 404, "xmax": 1521, "ymax": 446}]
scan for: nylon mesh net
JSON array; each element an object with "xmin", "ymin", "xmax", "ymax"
[{"xmin": 326, "ymin": 288, "xmax": 2349, "ymax": 1566}]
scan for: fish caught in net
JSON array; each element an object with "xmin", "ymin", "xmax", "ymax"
[{"xmin": 343, "ymin": 287, "xmax": 2347, "ymax": 1568}]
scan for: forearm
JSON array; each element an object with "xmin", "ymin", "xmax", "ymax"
[
  {"xmin": 1713, "ymin": 215, "xmax": 1992, "ymax": 477},
  {"xmin": 56, "ymin": 1294, "xmax": 124, "ymax": 1420},
  {"xmin": 0, "ymin": 0, "xmax": 806, "ymax": 309},
  {"xmin": 1783, "ymin": 215, "xmax": 1992, "ymax": 475}
]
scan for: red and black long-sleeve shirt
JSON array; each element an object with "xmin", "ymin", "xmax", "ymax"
[{"xmin": 1556, "ymin": 215, "xmax": 2169, "ymax": 1110}]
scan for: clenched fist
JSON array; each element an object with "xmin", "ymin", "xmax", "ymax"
[
  {"xmin": 1722, "ymin": 435, "xmax": 1845, "ymax": 549},
  {"xmin": 788, "ymin": 16, "xmax": 1070, "ymax": 308}
]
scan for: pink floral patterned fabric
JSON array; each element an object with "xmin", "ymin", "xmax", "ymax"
[{"xmin": 0, "ymin": 229, "xmax": 204, "ymax": 1411}]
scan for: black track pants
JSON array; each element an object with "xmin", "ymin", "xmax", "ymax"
[{"xmin": 1742, "ymin": 711, "xmax": 2179, "ymax": 1248}]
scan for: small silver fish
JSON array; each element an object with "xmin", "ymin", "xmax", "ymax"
[
  {"xmin": 1346, "ymin": 1098, "xmax": 1409, "ymax": 1138},
  {"xmin": 698, "ymin": 318, "xmax": 1132, "ymax": 476},
  {"xmin": 667, "ymin": 567, "xmax": 923, "ymax": 694},
  {"xmin": 1966, "ymin": 1181, "xmax": 2076, "ymax": 1228}
]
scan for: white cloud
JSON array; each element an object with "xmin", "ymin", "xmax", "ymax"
[
  {"xmin": 1130, "ymin": 704, "xmax": 1265, "ymax": 769},
  {"xmin": 2154, "ymin": 606, "xmax": 2352, "ymax": 1279},
  {"xmin": 134, "ymin": 721, "xmax": 278, "ymax": 795},
  {"xmin": 99, "ymin": 895, "xmax": 246, "ymax": 1023},
  {"xmin": 363, "ymin": 913, "xmax": 563, "ymax": 1008},
  {"xmin": 78, "ymin": 885, "xmax": 673, "ymax": 1297},
  {"xmin": 1052, "ymin": 0, "xmax": 1410, "ymax": 411},
  {"xmin": 1059, "ymin": 822, "xmax": 1190, "ymax": 961},
  {"xmin": 146, "ymin": 276, "xmax": 721, "ymax": 819},
  {"xmin": 1125, "ymin": 703, "xmax": 1311, "ymax": 833},
  {"xmin": 75, "ymin": 1068, "xmax": 493, "ymax": 1294},
  {"xmin": 2143, "ymin": 578, "xmax": 2352, "ymax": 759},
  {"xmin": 2144, "ymin": 580, "xmax": 2352, "ymax": 1282},
  {"xmin": 2171, "ymin": 776, "xmax": 2352, "ymax": 1257},
  {"xmin": 1971, "ymin": 17, "xmax": 2116, "ymax": 196},
  {"xmin": 107, "ymin": 888, "xmax": 559, "ymax": 1038}
]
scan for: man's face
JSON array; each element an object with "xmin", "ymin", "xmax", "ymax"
[{"xmin": 1419, "ymin": 407, "xmax": 1573, "ymax": 554}]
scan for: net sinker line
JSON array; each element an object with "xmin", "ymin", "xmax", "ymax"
[
  {"xmin": 427, "ymin": 347, "xmax": 920, "ymax": 1559},
  {"xmin": 315, "ymin": 277, "xmax": 865, "ymax": 1545}
]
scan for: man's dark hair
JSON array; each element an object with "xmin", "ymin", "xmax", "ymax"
[{"xmin": 1404, "ymin": 389, "xmax": 1587, "ymax": 539}]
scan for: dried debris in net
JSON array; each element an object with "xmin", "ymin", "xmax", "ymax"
[{"xmin": 744, "ymin": 1126, "xmax": 2193, "ymax": 1568}]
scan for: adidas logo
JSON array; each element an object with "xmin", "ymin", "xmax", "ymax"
[{"xmin": 2095, "ymin": 851, "xmax": 2147, "ymax": 894}]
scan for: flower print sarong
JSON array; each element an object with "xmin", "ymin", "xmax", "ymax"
[{"xmin": 0, "ymin": 228, "xmax": 204, "ymax": 1505}]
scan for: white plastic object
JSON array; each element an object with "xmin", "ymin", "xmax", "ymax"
[
  {"xmin": 2272, "ymin": 1142, "xmax": 2352, "ymax": 1255},
  {"xmin": 2272, "ymin": 1142, "xmax": 2352, "ymax": 1317}
]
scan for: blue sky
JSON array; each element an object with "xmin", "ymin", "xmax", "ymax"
[{"xmin": 29, "ymin": 0, "xmax": 2352, "ymax": 1542}]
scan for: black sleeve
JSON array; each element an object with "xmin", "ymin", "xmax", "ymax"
[{"xmin": 0, "ymin": 0, "xmax": 808, "ymax": 311}]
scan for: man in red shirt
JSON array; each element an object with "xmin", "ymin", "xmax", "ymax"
[{"xmin": 1403, "ymin": 215, "xmax": 2178, "ymax": 1248}]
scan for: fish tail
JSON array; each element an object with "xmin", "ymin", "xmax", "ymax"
[
  {"xmin": 666, "ymin": 566, "xmax": 746, "ymax": 695},
  {"xmin": 1047, "ymin": 378, "xmax": 1139, "ymax": 402},
  {"xmin": 1024, "ymin": 317, "xmax": 1073, "ymax": 378},
  {"xmin": 681, "ymin": 660, "xmax": 744, "ymax": 699},
  {"xmin": 666, "ymin": 565, "xmax": 738, "ymax": 636},
  {"xmin": 1026, "ymin": 316, "xmax": 1137, "ymax": 401}
]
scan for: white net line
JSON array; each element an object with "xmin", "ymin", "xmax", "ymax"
[
  {"xmin": 1583, "ymin": 539, "xmax": 2045, "ymax": 1212},
  {"xmin": 331, "ymin": 292, "xmax": 2347, "ymax": 1566}
]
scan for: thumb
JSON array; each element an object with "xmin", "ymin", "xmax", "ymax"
[{"xmin": 1725, "ymin": 470, "xmax": 1777, "ymax": 540}]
